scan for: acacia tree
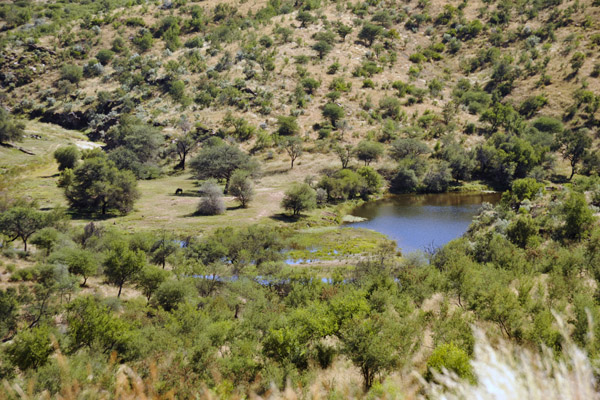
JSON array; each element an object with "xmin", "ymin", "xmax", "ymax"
[
  {"xmin": 189, "ymin": 144, "xmax": 257, "ymax": 192},
  {"xmin": 339, "ymin": 316, "xmax": 399, "ymax": 390},
  {"xmin": 136, "ymin": 265, "xmax": 169, "ymax": 301},
  {"xmin": 281, "ymin": 136, "xmax": 303, "ymax": 168},
  {"xmin": 150, "ymin": 230, "xmax": 179, "ymax": 269},
  {"xmin": 312, "ymin": 40, "xmax": 332, "ymax": 59},
  {"xmin": 229, "ymin": 170, "xmax": 255, "ymax": 208},
  {"xmin": 340, "ymin": 313, "xmax": 419, "ymax": 390},
  {"xmin": 358, "ymin": 23, "xmax": 383, "ymax": 47},
  {"xmin": 334, "ymin": 144, "xmax": 354, "ymax": 169},
  {"xmin": 355, "ymin": 140, "xmax": 384, "ymax": 166},
  {"xmin": 0, "ymin": 205, "xmax": 52, "ymax": 252},
  {"xmin": 30, "ymin": 227, "xmax": 60, "ymax": 256},
  {"xmin": 322, "ymin": 103, "xmax": 345, "ymax": 127},
  {"xmin": 336, "ymin": 23, "xmax": 353, "ymax": 41},
  {"xmin": 59, "ymin": 152, "xmax": 139, "ymax": 215},
  {"xmin": 281, "ymin": 183, "xmax": 316, "ymax": 216},
  {"xmin": 64, "ymin": 248, "xmax": 98, "ymax": 286},
  {"xmin": 103, "ymin": 241, "xmax": 146, "ymax": 297},
  {"xmin": 553, "ymin": 129, "xmax": 592, "ymax": 180},
  {"xmin": 168, "ymin": 132, "xmax": 198, "ymax": 170},
  {"xmin": 296, "ymin": 10, "xmax": 315, "ymax": 27},
  {"xmin": 389, "ymin": 138, "xmax": 430, "ymax": 160}
]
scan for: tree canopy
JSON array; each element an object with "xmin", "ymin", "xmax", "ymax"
[
  {"xmin": 281, "ymin": 183, "xmax": 317, "ymax": 216},
  {"xmin": 0, "ymin": 204, "xmax": 55, "ymax": 252},
  {"xmin": 58, "ymin": 152, "xmax": 139, "ymax": 215},
  {"xmin": 190, "ymin": 144, "xmax": 257, "ymax": 192}
]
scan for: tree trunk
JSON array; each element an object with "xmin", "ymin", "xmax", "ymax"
[
  {"xmin": 224, "ymin": 177, "xmax": 230, "ymax": 194},
  {"xmin": 569, "ymin": 161, "xmax": 576, "ymax": 180},
  {"xmin": 23, "ymin": 238, "xmax": 27, "ymax": 252},
  {"xmin": 102, "ymin": 201, "xmax": 107, "ymax": 215},
  {"xmin": 291, "ymin": 158, "xmax": 295, "ymax": 169},
  {"xmin": 117, "ymin": 284, "xmax": 122, "ymax": 298}
]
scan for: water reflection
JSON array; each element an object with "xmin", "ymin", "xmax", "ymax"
[{"xmin": 346, "ymin": 192, "xmax": 501, "ymax": 254}]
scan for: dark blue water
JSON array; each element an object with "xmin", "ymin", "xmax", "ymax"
[{"xmin": 347, "ymin": 192, "xmax": 501, "ymax": 254}]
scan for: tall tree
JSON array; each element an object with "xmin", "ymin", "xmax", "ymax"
[
  {"xmin": 322, "ymin": 103, "xmax": 345, "ymax": 127},
  {"xmin": 334, "ymin": 144, "xmax": 354, "ymax": 169},
  {"xmin": 281, "ymin": 183, "xmax": 317, "ymax": 216},
  {"xmin": 229, "ymin": 170, "xmax": 255, "ymax": 208},
  {"xmin": 168, "ymin": 133, "xmax": 198, "ymax": 170},
  {"xmin": 554, "ymin": 129, "xmax": 592, "ymax": 180},
  {"xmin": 103, "ymin": 241, "xmax": 146, "ymax": 297},
  {"xmin": 355, "ymin": 140, "xmax": 384, "ymax": 166},
  {"xmin": 389, "ymin": 138, "xmax": 430, "ymax": 160},
  {"xmin": 0, "ymin": 205, "xmax": 52, "ymax": 252},
  {"xmin": 281, "ymin": 136, "xmax": 303, "ymax": 169},
  {"xmin": 189, "ymin": 144, "xmax": 257, "ymax": 192},
  {"xmin": 358, "ymin": 23, "xmax": 383, "ymax": 47},
  {"xmin": 150, "ymin": 230, "xmax": 179, "ymax": 269},
  {"xmin": 64, "ymin": 248, "xmax": 98, "ymax": 286},
  {"xmin": 58, "ymin": 153, "xmax": 139, "ymax": 215}
]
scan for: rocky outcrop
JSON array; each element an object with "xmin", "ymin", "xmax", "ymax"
[{"xmin": 36, "ymin": 109, "xmax": 89, "ymax": 130}]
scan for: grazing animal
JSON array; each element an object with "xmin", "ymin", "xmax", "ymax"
[{"xmin": 175, "ymin": 188, "xmax": 183, "ymax": 195}]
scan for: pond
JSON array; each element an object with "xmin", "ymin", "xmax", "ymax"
[{"xmin": 346, "ymin": 192, "xmax": 502, "ymax": 254}]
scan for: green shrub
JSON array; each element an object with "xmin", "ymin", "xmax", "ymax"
[
  {"xmin": 60, "ymin": 64, "xmax": 82, "ymax": 85},
  {"xmin": 163, "ymin": 26, "xmax": 182, "ymax": 51},
  {"xmin": 185, "ymin": 36, "xmax": 204, "ymax": 48},
  {"xmin": 154, "ymin": 280, "xmax": 189, "ymax": 311},
  {"xmin": 409, "ymin": 52, "xmax": 427, "ymax": 64},
  {"xmin": 363, "ymin": 79, "xmax": 375, "ymax": 88},
  {"xmin": 532, "ymin": 116, "xmax": 563, "ymax": 134},
  {"xmin": 327, "ymin": 62, "xmax": 340, "ymax": 74},
  {"xmin": 133, "ymin": 30, "xmax": 153, "ymax": 52},
  {"xmin": 96, "ymin": 49, "xmax": 114, "ymax": 65},
  {"xmin": 53, "ymin": 145, "xmax": 80, "ymax": 171},
  {"xmin": 169, "ymin": 80, "xmax": 186, "ymax": 102},
  {"xmin": 511, "ymin": 178, "xmax": 545, "ymax": 202},
  {"xmin": 111, "ymin": 37, "xmax": 126, "ymax": 53},
  {"xmin": 329, "ymin": 77, "xmax": 352, "ymax": 92},
  {"xmin": 426, "ymin": 343, "xmax": 474, "ymax": 382},
  {"xmin": 7, "ymin": 325, "xmax": 54, "ymax": 371},
  {"xmin": 507, "ymin": 214, "xmax": 538, "ymax": 248}
]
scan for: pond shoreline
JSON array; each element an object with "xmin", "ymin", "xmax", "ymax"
[{"xmin": 342, "ymin": 191, "xmax": 502, "ymax": 254}]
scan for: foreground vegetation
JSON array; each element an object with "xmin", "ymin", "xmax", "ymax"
[{"xmin": 1, "ymin": 175, "xmax": 600, "ymax": 398}]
